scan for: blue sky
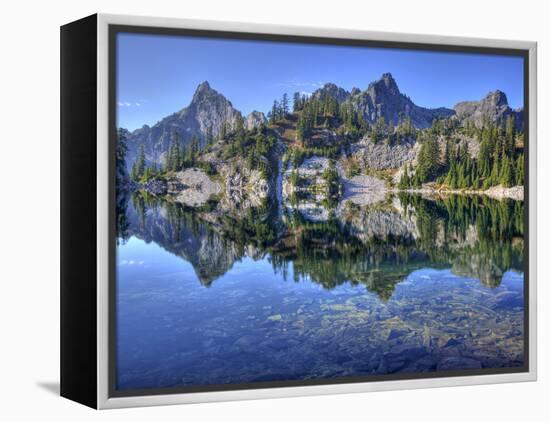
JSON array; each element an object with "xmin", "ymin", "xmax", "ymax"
[{"xmin": 117, "ymin": 33, "xmax": 524, "ymax": 131}]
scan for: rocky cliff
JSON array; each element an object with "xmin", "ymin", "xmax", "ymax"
[
  {"xmin": 312, "ymin": 74, "xmax": 455, "ymax": 129},
  {"xmin": 454, "ymin": 90, "xmax": 523, "ymax": 129},
  {"xmin": 348, "ymin": 73, "xmax": 455, "ymax": 128},
  {"xmin": 123, "ymin": 81, "xmax": 242, "ymax": 170},
  {"xmin": 245, "ymin": 110, "xmax": 267, "ymax": 130},
  {"xmin": 312, "ymin": 82, "xmax": 351, "ymax": 103},
  {"xmin": 350, "ymin": 136, "xmax": 420, "ymax": 170}
]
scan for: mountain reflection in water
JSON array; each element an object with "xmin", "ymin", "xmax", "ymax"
[{"xmin": 115, "ymin": 193, "xmax": 525, "ymax": 391}]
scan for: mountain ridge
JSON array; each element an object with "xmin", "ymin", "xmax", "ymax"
[
  {"xmin": 454, "ymin": 89, "xmax": 523, "ymax": 129},
  {"xmin": 121, "ymin": 75, "xmax": 523, "ymax": 169}
]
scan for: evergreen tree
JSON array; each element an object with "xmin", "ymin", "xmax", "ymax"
[
  {"xmin": 270, "ymin": 100, "xmax": 279, "ymax": 123},
  {"xmin": 478, "ymin": 137, "xmax": 491, "ymax": 178},
  {"xmin": 415, "ymin": 133, "xmax": 441, "ymax": 183},
  {"xmin": 116, "ymin": 129, "xmax": 128, "ymax": 172},
  {"xmin": 130, "ymin": 143, "xmax": 146, "ymax": 182},
  {"xmin": 293, "ymin": 92, "xmax": 302, "ymax": 112},
  {"xmin": 130, "ymin": 161, "xmax": 138, "ymax": 182},
  {"xmin": 516, "ymin": 154, "xmax": 524, "ymax": 186},
  {"xmin": 135, "ymin": 143, "xmax": 146, "ymax": 179},
  {"xmin": 296, "ymin": 113, "xmax": 312, "ymax": 142},
  {"xmin": 442, "ymin": 139, "xmax": 451, "ymax": 171},
  {"xmin": 487, "ymin": 156, "xmax": 500, "ymax": 188},
  {"xmin": 398, "ymin": 164, "xmax": 411, "ymax": 189},
  {"xmin": 505, "ymin": 115, "xmax": 516, "ymax": 156},
  {"xmin": 281, "ymin": 93, "xmax": 289, "ymax": 118},
  {"xmin": 166, "ymin": 132, "xmax": 182, "ymax": 171},
  {"xmin": 500, "ymin": 154, "xmax": 515, "ymax": 187}
]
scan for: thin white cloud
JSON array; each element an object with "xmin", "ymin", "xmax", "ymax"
[
  {"xmin": 118, "ymin": 100, "xmax": 146, "ymax": 107},
  {"xmin": 275, "ymin": 79, "xmax": 324, "ymax": 89}
]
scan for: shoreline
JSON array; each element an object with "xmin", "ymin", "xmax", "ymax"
[
  {"xmin": 130, "ymin": 163, "xmax": 525, "ymax": 206},
  {"xmin": 392, "ymin": 185, "xmax": 523, "ymax": 201}
]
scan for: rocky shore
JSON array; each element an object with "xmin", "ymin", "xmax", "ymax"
[
  {"xmin": 168, "ymin": 168, "xmax": 222, "ymax": 207},
  {"xmin": 398, "ymin": 184, "xmax": 524, "ymax": 201},
  {"xmin": 340, "ymin": 173, "xmax": 387, "ymax": 207}
]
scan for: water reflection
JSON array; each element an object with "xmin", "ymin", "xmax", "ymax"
[
  {"xmin": 118, "ymin": 192, "xmax": 524, "ymax": 295},
  {"xmin": 115, "ymin": 193, "xmax": 525, "ymax": 390}
]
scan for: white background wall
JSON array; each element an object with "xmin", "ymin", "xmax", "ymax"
[{"xmin": 1, "ymin": 0, "xmax": 547, "ymax": 421}]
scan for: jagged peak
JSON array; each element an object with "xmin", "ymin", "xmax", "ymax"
[
  {"xmin": 312, "ymin": 83, "xmax": 350, "ymax": 102},
  {"xmin": 192, "ymin": 80, "xmax": 217, "ymax": 101},
  {"xmin": 454, "ymin": 90, "xmax": 510, "ymax": 110},
  {"xmin": 484, "ymin": 90, "xmax": 509, "ymax": 106},
  {"xmin": 196, "ymin": 80, "xmax": 211, "ymax": 91},
  {"xmin": 187, "ymin": 80, "xmax": 238, "ymax": 114},
  {"xmin": 369, "ymin": 72, "xmax": 400, "ymax": 94},
  {"xmin": 381, "ymin": 72, "xmax": 395, "ymax": 82}
]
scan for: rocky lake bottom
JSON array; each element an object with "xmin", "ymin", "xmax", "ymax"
[{"xmin": 116, "ymin": 228, "xmax": 524, "ymax": 391}]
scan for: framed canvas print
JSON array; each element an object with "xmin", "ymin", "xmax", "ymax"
[{"xmin": 60, "ymin": 14, "xmax": 537, "ymax": 409}]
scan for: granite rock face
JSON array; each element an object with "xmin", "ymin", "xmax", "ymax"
[
  {"xmin": 312, "ymin": 74, "xmax": 455, "ymax": 129},
  {"xmin": 118, "ymin": 76, "xmax": 523, "ymax": 182},
  {"xmin": 123, "ymin": 81, "xmax": 242, "ymax": 170},
  {"xmin": 348, "ymin": 73, "xmax": 455, "ymax": 128},
  {"xmin": 245, "ymin": 110, "xmax": 267, "ymax": 130},
  {"xmin": 454, "ymin": 90, "xmax": 523, "ymax": 129},
  {"xmin": 350, "ymin": 136, "xmax": 420, "ymax": 170},
  {"xmin": 312, "ymin": 82, "xmax": 351, "ymax": 103}
]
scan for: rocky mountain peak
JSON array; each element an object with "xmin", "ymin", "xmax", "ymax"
[
  {"xmin": 123, "ymin": 82, "xmax": 242, "ymax": 170},
  {"xmin": 184, "ymin": 81, "xmax": 241, "ymax": 136},
  {"xmin": 381, "ymin": 72, "xmax": 398, "ymax": 88},
  {"xmin": 485, "ymin": 90, "xmax": 509, "ymax": 107},
  {"xmin": 194, "ymin": 80, "xmax": 211, "ymax": 94},
  {"xmin": 454, "ymin": 90, "xmax": 521, "ymax": 129},
  {"xmin": 368, "ymin": 72, "xmax": 400, "ymax": 97},
  {"xmin": 312, "ymin": 83, "xmax": 351, "ymax": 103},
  {"xmin": 191, "ymin": 80, "xmax": 220, "ymax": 104},
  {"xmin": 346, "ymin": 73, "xmax": 455, "ymax": 128}
]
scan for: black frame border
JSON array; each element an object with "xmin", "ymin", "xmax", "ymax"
[
  {"xmin": 60, "ymin": 14, "xmax": 98, "ymax": 409},
  {"xmin": 107, "ymin": 23, "xmax": 530, "ymax": 399}
]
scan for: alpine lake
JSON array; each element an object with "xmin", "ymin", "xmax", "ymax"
[{"xmin": 115, "ymin": 188, "xmax": 525, "ymax": 391}]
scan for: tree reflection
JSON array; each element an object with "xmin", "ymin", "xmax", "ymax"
[{"xmin": 116, "ymin": 191, "xmax": 524, "ymax": 298}]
